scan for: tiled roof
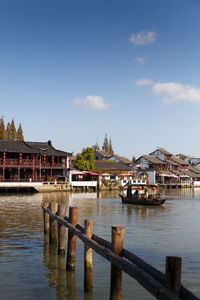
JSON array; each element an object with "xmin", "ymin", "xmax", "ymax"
[
  {"xmin": 189, "ymin": 166, "xmax": 200, "ymax": 174},
  {"xmin": 171, "ymin": 156, "xmax": 189, "ymax": 165},
  {"xmin": 111, "ymin": 154, "xmax": 132, "ymax": 164},
  {"xmin": 166, "ymin": 159, "xmax": 178, "ymax": 166},
  {"xmin": 157, "ymin": 148, "xmax": 172, "ymax": 155},
  {"xmin": 0, "ymin": 140, "xmax": 71, "ymax": 156},
  {"xmin": 95, "ymin": 160, "xmax": 132, "ymax": 171},
  {"xmin": 95, "ymin": 150, "xmax": 111, "ymax": 158},
  {"xmin": 182, "ymin": 170, "xmax": 200, "ymax": 178},
  {"xmin": 138, "ymin": 155, "xmax": 164, "ymax": 164},
  {"xmin": 26, "ymin": 141, "xmax": 70, "ymax": 156}
]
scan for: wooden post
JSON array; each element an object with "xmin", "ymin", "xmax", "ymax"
[
  {"xmin": 66, "ymin": 207, "xmax": 78, "ymax": 271},
  {"xmin": 3, "ymin": 165, "xmax": 5, "ymax": 181},
  {"xmin": 84, "ymin": 220, "xmax": 93, "ymax": 292},
  {"xmin": 110, "ymin": 226, "xmax": 124, "ymax": 300},
  {"xmin": 43, "ymin": 203, "xmax": 50, "ymax": 235},
  {"xmin": 49, "ymin": 202, "xmax": 58, "ymax": 244},
  {"xmin": 165, "ymin": 256, "xmax": 182, "ymax": 297},
  {"xmin": 58, "ymin": 204, "xmax": 67, "ymax": 255}
]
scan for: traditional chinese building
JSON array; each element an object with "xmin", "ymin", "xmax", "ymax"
[{"xmin": 0, "ymin": 140, "xmax": 72, "ymax": 182}]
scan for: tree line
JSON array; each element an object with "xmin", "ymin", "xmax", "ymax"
[
  {"xmin": 0, "ymin": 118, "xmax": 24, "ymax": 141},
  {"xmin": 93, "ymin": 133, "xmax": 114, "ymax": 155}
]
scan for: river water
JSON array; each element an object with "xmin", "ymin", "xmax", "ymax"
[{"xmin": 0, "ymin": 189, "xmax": 200, "ymax": 300}]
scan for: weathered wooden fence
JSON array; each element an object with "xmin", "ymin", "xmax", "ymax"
[{"xmin": 42, "ymin": 203, "xmax": 199, "ymax": 300}]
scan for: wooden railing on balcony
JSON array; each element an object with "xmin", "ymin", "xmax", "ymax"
[{"xmin": 0, "ymin": 158, "xmax": 66, "ymax": 168}]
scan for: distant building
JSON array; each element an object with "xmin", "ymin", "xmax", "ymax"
[
  {"xmin": 135, "ymin": 147, "xmax": 200, "ymax": 186},
  {"xmin": 0, "ymin": 140, "xmax": 72, "ymax": 182},
  {"xmin": 107, "ymin": 154, "xmax": 132, "ymax": 166},
  {"xmin": 94, "ymin": 150, "xmax": 111, "ymax": 160}
]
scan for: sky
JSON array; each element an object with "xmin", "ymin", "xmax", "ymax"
[{"xmin": 1, "ymin": 0, "xmax": 200, "ymax": 159}]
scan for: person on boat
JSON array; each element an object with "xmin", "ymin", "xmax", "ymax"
[
  {"xmin": 132, "ymin": 189, "xmax": 138, "ymax": 199},
  {"xmin": 144, "ymin": 189, "xmax": 149, "ymax": 199}
]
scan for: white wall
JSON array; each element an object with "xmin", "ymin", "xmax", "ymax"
[
  {"xmin": 71, "ymin": 181, "xmax": 97, "ymax": 187},
  {"xmin": 120, "ymin": 179, "xmax": 146, "ymax": 187},
  {"xmin": 146, "ymin": 170, "xmax": 156, "ymax": 185},
  {"xmin": 193, "ymin": 181, "xmax": 200, "ymax": 186}
]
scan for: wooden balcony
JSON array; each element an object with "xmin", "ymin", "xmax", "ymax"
[{"xmin": 0, "ymin": 158, "xmax": 66, "ymax": 169}]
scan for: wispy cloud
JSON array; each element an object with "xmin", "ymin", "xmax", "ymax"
[
  {"xmin": 136, "ymin": 78, "xmax": 154, "ymax": 86},
  {"xmin": 129, "ymin": 30, "xmax": 157, "ymax": 46},
  {"xmin": 152, "ymin": 82, "xmax": 200, "ymax": 104},
  {"xmin": 73, "ymin": 95, "xmax": 110, "ymax": 110},
  {"xmin": 135, "ymin": 56, "xmax": 147, "ymax": 64}
]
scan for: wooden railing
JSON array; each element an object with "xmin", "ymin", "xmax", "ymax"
[
  {"xmin": 42, "ymin": 203, "xmax": 199, "ymax": 300},
  {"xmin": 0, "ymin": 158, "xmax": 66, "ymax": 168}
]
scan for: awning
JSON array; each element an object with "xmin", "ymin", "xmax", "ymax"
[
  {"xmin": 71, "ymin": 170, "xmax": 85, "ymax": 175},
  {"xmin": 84, "ymin": 171, "xmax": 99, "ymax": 176},
  {"xmin": 159, "ymin": 173, "xmax": 178, "ymax": 178},
  {"xmin": 119, "ymin": 173, "xmax": 134, "ymax": 177},
  {"xmin": 101, "ymin": 173, "xmax": 110, "ymax": 176}
]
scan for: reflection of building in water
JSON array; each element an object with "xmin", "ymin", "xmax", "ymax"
[
  {"xmin": 69, "ymin": 192, "xmax": 97, "ymax": 200},
  {"xmin": 42, "ymin": 192, "xmax": 71, "ymax": 204},
  {"xmin": 0, "ymin": 193, "xmax": 44, "ymax": 234}
]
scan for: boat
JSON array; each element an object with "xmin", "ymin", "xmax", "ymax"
[{"xmin": 119, "ymin": 184, "xmax": 166, "ymax": 206}]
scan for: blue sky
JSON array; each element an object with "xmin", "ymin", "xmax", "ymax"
[{"xmin": 1, "ymin": 0, "xmax": 200, "ymax": 159}]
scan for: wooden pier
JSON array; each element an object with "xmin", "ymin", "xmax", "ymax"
[{"xmin": 42, "ymin": 203, "xmax": 199, "ymax": 300}]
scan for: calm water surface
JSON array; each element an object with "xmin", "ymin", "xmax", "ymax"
[{"xmin": 0, "ymin": 189, "xmax": 200, "ymax": 299}]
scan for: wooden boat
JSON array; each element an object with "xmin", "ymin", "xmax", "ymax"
[
  {"xmin": 119, "ymin": 194, "xmax": 166, "ymax": 206},
  {"xmin": 119, "ymin": 184, "xmax": 166, "ymax": 206}
]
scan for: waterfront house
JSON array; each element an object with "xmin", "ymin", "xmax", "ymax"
[
  {"xmin": 149, "ymin": 148, "xmax": 173, "ymax": 161},
  {"xmin": 67, "ymin": 169, "xmax": 99, "ymax": 190},
  {"xmin": 135, "ymin": 155, "xmax": 166, "ymax": 170},
  {"xmin": 135, "ymin": 148, "xmax": 200, "ymax": 186},
  {"xmin": 95, "ymin": 160, "xmax": 134, "ymax": 187},
  {"xmin": 0, "ymin": 140, "xmax": 72, "ymax": 182}
]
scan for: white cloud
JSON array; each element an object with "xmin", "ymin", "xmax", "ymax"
[
  {"xmin": 152, "ymin": 82, "xmax": 200, "ymax": 104},
  {"xmin": 135, "ymin": 56, "xmax": 147, "ymax": 64},
  {"xmin": 129, "ymin": 30, "xmax": 157, "ymax": 46},
  {"xmin": 73, "ymin": 95, "xmax": 109, "ymax": 110},
  {"xmin": 136, "ymin": 78, "xmax": 154, "ymax": 86}
]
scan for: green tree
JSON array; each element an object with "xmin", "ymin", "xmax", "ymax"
[
  {"xmin": 10, "ymin": 119, "xmax": 16, "ymax": 141},
  {"xmin": 108, "ymin": 137, "xmax": 114, "ymax": 155},
  {"xmin": 176, "ymin": 153, "xmax": 187, "ymax": 160},
  {"xmin": 16, "ymin": 123, "xmax": 24, "ymax": 141},
  {"xmin": 102, "ymin": 133, "xmax": 109, "ymax": 152},
  {"xmin": 5, "ymin": 122, "xmax": 11, "ymax": 140},
  {"xmin": 0, "ymin": 117, "xmax": 5, "ymax": 139},
  {"xmin": 92, "ymin": 141, "xmax": 100, "ymax": 151},
  {"xmin": 132, "ymin": 155, "xmax": 136, "ymax": 163},
  {"xmin": 74, "ymin": 147, "xmax": 95, "ymax": 171}
]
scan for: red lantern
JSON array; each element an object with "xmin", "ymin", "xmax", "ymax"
[
  {"xmin": 152, "ymin": 187, "xmax": 156, "ymax": 191},
  {"xmin": 3, "ymin": 152, "xmax": 6, "ymax": 163},
  {"xmin": 43, "ymin": 154, "xmax": 46, "ymax": 164},
  {"xmin": 52, "ymin": 156, "xmax": 54, "ymax": 166},
  {"xmin": 19, "ymin": 153, "xmax": 22, "ymax": 164},
  {"xmin": 139, "ymin": 186, "xmax": 142, "ymax": 191}
]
